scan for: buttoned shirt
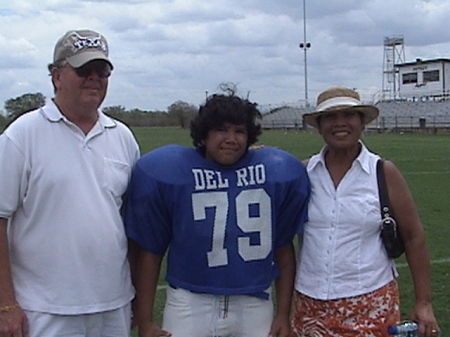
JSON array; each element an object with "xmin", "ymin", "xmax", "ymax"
[{"xmin": 295, "ymin": 142, "xmax": 397, "ymax": 300}]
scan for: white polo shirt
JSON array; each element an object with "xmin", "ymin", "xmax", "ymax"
[
  {"xmin": 0, "ymin": 100, "xmax": 140, "ymax": 314},
  {"xmin": 295, "ymin": 142, "xmax": 397, "ymax": 300}
]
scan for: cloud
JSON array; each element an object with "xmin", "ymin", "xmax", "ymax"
[{"xmin": 0, "ymin": 0, "xmax": 449, "ymax": 111}]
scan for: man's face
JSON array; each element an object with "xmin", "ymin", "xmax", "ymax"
[
  {"xmin": 54, "ymin": 60, "xmax": 110, "ymax": 110},
  {"xmin": 202, "ymin": 123, "xmax": 248, "ymax": 166}
]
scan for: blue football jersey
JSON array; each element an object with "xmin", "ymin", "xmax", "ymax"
[{"xmin": 124, "ymin": 144, "xmax": 310, "ymax": 296}]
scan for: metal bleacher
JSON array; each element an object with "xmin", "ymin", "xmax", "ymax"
[
  {"xmin": 261, "ymin": 106, "xmax": 315, "ymax": 129},
  {"xmin": 372, "ymin": 100, "xmax": 450, "ymax": 130},
  {"xmin": 261, "ymin": 100, "xmax": 450, "ymax": 131}
]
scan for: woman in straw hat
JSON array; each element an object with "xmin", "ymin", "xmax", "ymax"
[{"xmin": 290, "ymin": 87, "xmax": 440, "ymax": 337}]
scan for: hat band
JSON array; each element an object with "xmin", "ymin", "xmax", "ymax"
[{"xmin": 317, "ymin": 97, "xmax": 361, "ymax": 111}]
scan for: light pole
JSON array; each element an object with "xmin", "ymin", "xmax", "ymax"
[{"xmin": 299, "ymin": 0, "xmax": 310, "ymax": 105}]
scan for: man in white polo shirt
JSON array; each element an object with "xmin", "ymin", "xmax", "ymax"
[{"xmin": 0, "ymin": 29, "xmax": 139, "ymax": 336}]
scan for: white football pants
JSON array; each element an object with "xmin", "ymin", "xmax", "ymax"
[{"xmin": 162, "ymin": 286, "xmax": 274, "ymax": 337}]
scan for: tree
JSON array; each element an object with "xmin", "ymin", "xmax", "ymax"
[
  {"xmin": 167, "ymin": 100, "xmax": 197, "ymax": 128},
  {"xmin": 103, "ymin": 105, "xmax": 127, "ymax": 115},
  {"xmin": 0, "ymin": 113, "xmax": 7, "ymax": 131},
  {"xmin": 5, "ymin": 93, "xmax": 46, "ymax": 119},
  {"xmin": 103, "ymin": 105, "xmax": 172, "ymax": 127}
]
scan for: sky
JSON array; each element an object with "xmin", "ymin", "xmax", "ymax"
[{"xmin": 1, "ymin": 0, "xmax": 450, "ymax": 114}]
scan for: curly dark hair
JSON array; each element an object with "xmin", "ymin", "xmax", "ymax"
[{"xmin": 190, "ymin": 94, "xmax": 262, "ymax": 149}]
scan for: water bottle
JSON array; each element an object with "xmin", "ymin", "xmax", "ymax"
[{"xmin": 388, "ymin": 320, "xmax": 418, "ymax": 336}]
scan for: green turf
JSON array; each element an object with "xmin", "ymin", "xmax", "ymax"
[
  {"xmin": 133, "ymin": 128, "xmax": 450, "ymax": 335},
  {"xmin": 2, "ymin": 124, "xmax": 447, "ymax": 335}
]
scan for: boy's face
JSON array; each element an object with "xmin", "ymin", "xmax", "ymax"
[{"xmin": 202, "ymin": 123, "xmax": 248, "ymax": 166}]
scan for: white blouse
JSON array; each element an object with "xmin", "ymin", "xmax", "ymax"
[{"xmin": 295, "ymin": 142, "xmax": 397, "ymax": 300}]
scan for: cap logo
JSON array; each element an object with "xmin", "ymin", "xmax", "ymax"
[{"xmin": 72, "ymin": 34, "xmax": 107, "ymax": 52}]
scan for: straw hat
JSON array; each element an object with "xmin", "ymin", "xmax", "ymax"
[{"xmin": 303, "ymin": 87, "xmax": 379, "ymax": 128}]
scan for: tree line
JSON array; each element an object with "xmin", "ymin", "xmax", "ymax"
[{"xmin": 1, "ymin": 92, "xmax": 198, "ymax": 130}]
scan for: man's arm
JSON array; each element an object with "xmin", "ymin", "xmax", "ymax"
[
  {"xmin": 133, "ymin": 244, "xmax": 171, "ymax": 337},
  {"xmin": 0, "ymin": 217, "xmax": 29, "ymax": 336},
  {"xmin": 269, "ymin": 242, "xmax": 296, "ymax": 337}
]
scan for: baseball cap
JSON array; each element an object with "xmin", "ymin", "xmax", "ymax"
[{"xmin": 53, "ymin": 29, "xmax": 113, "ymax": 69}]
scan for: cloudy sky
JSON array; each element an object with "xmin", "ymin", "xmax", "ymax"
[{"xmin": 1, "ymin": 0, "xmax": 450, "ymax": 113}]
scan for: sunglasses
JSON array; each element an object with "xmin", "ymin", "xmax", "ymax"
[{"xmin": 72, "ymin": 61, "xmax": 112, "ymax": 79}]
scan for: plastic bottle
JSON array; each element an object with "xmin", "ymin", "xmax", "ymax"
[{"xmin": 388, "ymin": 320, "xmax": 419, "ymax": 336}]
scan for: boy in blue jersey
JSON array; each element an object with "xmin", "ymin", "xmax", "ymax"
[{"xmin": 124, "ymin": 93, "xmax": 310, "ymax": 337}]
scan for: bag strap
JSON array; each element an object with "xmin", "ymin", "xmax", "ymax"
[
  {"xmin": 377, "ymin": 159, "xmax": 405, "ymax": 258},
  {"xmin": 376, "ymin": 159, "xmax": 391, "ymax": 219}
]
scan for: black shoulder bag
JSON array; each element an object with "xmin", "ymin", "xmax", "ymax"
[{"xmin": 376, "ymin": 159, "xmax": 405, "ymax": 258}]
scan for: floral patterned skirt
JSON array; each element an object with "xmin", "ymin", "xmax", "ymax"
[{"xmin": 290, "ymin": 280, "xmax": 400, "ymax": 337}]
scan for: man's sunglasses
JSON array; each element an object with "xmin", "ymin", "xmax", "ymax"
[{"xmin": 72, "ymin": 61, "xmax": 112, "ymax": 79}]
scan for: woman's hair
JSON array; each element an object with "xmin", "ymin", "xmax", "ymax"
[{"xmin": 190, "ymin": 94, "xmax": 262, "ymax": 148}]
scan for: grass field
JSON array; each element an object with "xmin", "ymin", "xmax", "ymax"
[{"xmin": 131, "ymin": 128, "xmax": 450, "ymax": 336}]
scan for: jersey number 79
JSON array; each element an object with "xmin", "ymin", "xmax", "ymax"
[{"xmin": 192, "ymin": 188, "xmax": 272, "ymax": 268}]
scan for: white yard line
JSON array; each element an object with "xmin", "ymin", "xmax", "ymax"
[
  {"xmin": 396, "ymin": 257, "xmax": 450, "ymax": 268},
  {"xmin": 403, "ymin": 171, "xmax": 450, "ymax": 175}
]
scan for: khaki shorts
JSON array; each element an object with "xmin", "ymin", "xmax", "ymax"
[{"xmin": 24, "ymin": 302, "xmax": 132, "ymax": 337}]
